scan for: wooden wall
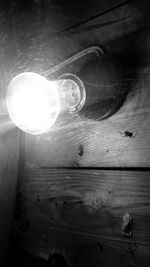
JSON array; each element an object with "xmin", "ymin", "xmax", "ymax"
[
  {"xmin": 19, "ymin": 79, "xmax": 150, "ymax": 267},
  {"xmin": 0, "ymin": 126, "xmax": 20, "ymax": 266},
  {"xmin": 13, "ymin": 0, "xmax": 150, "ymax": 266},
  {"xmin": 0, "ymin": 3, "xmax": 21, "ymax": 264}
]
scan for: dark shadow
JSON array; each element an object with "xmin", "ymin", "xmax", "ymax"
[{"xmin": 48, "ymin": 253, "xmax": 70, "ymax": 267}]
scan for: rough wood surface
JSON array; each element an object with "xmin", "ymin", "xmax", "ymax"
[
  {"xmin": 0, "ymin": 122, "xmax": 20, "ymax": 265},
  {"xmin": 0, "ymin": 3, "xmax": 21, "ymax": 264},
  {"xmin": 17, "ymin": 168, "xmax": 150, "ymax": 266}
]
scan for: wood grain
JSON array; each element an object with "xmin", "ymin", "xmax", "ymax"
[
  {"xmin": 17, "ymin": 168, "xmax": 150, "ymax": 266},
  {"xmin": 0, "ymin": 4, "xmax": 21, "ymax": 264},
  {"xmin": 0, "ymin": 121, "xmax": 20, "ymax": 265}
]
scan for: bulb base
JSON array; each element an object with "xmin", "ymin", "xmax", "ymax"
[{"xmin": 58, "ymin": 73, "xmax": 86, "ymax": 114}]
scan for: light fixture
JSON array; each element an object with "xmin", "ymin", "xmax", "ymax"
[
  {"xmin": 6, "ymin": 72, "xmax": 86, "ymax": 135},
  {"xmin": 6, "ymin": 46, "xmax": 130, "ymax": 135}
]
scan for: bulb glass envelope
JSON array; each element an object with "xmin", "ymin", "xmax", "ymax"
[{"xmin": 6, "ymin": 72, "xmax": 85, "ymax": 135}]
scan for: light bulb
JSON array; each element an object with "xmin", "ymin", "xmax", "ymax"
[{"xmin": 6, "ymin": 72, "xmax": 85, "ymax": 135}]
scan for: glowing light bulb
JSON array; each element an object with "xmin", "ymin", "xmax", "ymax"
[
  {"xmin": 6, "ymin": 72, "xmax": 60, "ymax": 135},
  {"xmin": 6, "ymin": 72, "xmax": 86, "ymax": 135}
]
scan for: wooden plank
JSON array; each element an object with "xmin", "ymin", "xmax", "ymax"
[
  {"xmin": 11, "ymin": 0, "xmax": 139, "ymax": 62},
  {"xmin": 17, "ymin": 168, "xmax": 150, "ymax": 266},
  {"xmin": 25, "ymin": 70, "xmax": 150, "ymax": 168},
  {"xmin": 0, "ymin": 3, "xmax": 21, "ymax": 265},
  {"xmin": 0, "ymin": 122, "xmax": 20, "ymax": 265}
]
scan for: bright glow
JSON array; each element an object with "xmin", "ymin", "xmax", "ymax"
[{"xmin": 6, "ymin": 72, "xmax": 60, "ymax": 135}]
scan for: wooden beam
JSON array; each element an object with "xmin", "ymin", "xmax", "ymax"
[
  {"xmin": 17, "ymin": 168, "xmax": 150, "ymax": 266},
  {"xmin": 0, "ymin": 124, "xmax": 20, "ymax": 265}
]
